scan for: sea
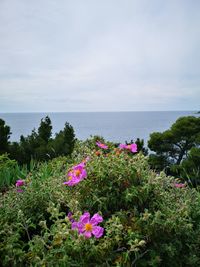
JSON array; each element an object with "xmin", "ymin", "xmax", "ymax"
[{"xmin": 0, "ymin": 111, "xmax": 198, "ymax": 144}]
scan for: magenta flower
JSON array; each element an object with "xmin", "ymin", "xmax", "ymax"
[
  {"xmin": 63, "ymin": 163, "xmax": 87, "ymax": 186},
  {"xmin": 16, "ymin": 179, "xmax": 25, "ymax": 187},
  {"xmin": 174, "ymin": 183, "xmax": 186, "ymax": 188},
  {"xmin": 96, "ymin": 141, "xmax": 108, "ymax": 149},
  {"xmin": 67, "ymin": 212, "xmax": 75, "ymax": 223},
  {"xmin": 119, "ymin": 144, "xmax": 126, "ymax": 149},
  {"xmin": 72, "ymin": 212, "xmax": 104, "ymax": 239},
  {"xmin": 126, "ymin": 144, "xmax": 137, "ymax": 153},
  {"xmin": 119, "ymin": 143, "xmax": 137, "ymax": 153}
]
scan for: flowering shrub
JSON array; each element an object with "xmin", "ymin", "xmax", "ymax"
[
  {"xmin": 119, "ymin": 143, "xmax": 138, "ymax": 153},
  {"xmin": 63, "ymin": 161, "xmax": 87, "ymax": 186},
  {"xmin": 71, "ymin": 212, "xmax": 104, "ymax": 238},
  {"xmin": 0, "ymin": 139, "xmax": 200, "ymax": 266},
  {"xmin": 96, "ymin": 141, "xmax": 108, "ymax": 149}
]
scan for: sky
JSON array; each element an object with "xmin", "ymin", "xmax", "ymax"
[{"xmin": 0, "ymin": 0, "xmax": 200, "ymax": 112}]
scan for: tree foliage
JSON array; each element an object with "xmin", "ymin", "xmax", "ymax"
[
  {"xmin": 0, "ymin": 116, "xmax": 76, "ymax": 165},
  {"xmin": 178, "ymin": 147, "xmax": 200, "ymax": 185},
  {"xmin": 148, "ymin": 116, "xmax": 200, "ymax": 171},
  {"xmin": 0, "ymin": 119, "xmax": 11, "ymax": 154}
]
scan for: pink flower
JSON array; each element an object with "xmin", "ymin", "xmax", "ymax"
[
  {"xmin": 119, "ymin": 143, "xmax": 137, "ymax": 153},
  {"xmin": 67, "ymin": 212, "xmax": 75, "ymax": 223},
  {"xmin": 16, "ymin": 179, "xmax": 25, "ymax": 187},
  {"xmin": 174, "ymin": 183, "xmax": 186, "ymax": 188},
  {"xmin": 63, "ymin": 163, "xmax": 87, "ymax": 186},
  {"xmin": 119, "ymin": 144, "xmax": 126, "ymax": 149},
  {"xmin": 96, "ymin": 141, "xmax": 108, "ymax": 149},
  {"xmin": 126, "ymin": 144, "xmax": 137, "ymax": 153},
  {"xmin": 72, "ymin": 212, "xmax": 104, "ymax": 239}
]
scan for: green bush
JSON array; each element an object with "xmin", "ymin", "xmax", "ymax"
[
  {"xmin": 0, "ymin": 154, "xmax": 29, "ymax": 191},
  {"xmin": 0, "ymin": 140, "xmax": 200, "ymax": 266}
]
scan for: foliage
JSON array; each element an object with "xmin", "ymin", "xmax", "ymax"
[
  {"xmin": 0, "ymin": 119, "xmax": 11, "ymax": 154},
  {"xmin": 0, "ymin": 140, "xmax": 200, "ymax": 266},
  {"xmin": 129, "ymin": 138, "xmax": 148, "ymax": 156},
  {"xmin": 38, "ymin": 116, "xmax": 52, "ymax": 143},
  {"xmin": 0, "ymin": 154, "xmax": 29, "ymax": 191},
  {"xmin": 148, "ymin": 116, "xmax": 200, "ymax": 171},
  {"xmin": 0, "ymin": 116, "xmax": 76, "ymax": 165},
  {"xmin": 172, "ymin": 147, "xmax": 200, "ymax": 186},
  {"xmin": 53, "ymin": 122, "xmax": 76, "ymax": 157}
]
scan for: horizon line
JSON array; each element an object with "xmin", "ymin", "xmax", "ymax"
[{"xmin": 0, "ymin": 110, "xmax": 197, "ymax": 114}]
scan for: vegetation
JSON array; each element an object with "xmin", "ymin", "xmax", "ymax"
[
  {"xmin": 0, "ymin": 115, "xmax": 200, "ymax": 266},
  {"xmin": 0, "ymin": 119, "xmax": 11, "ymax": 154},
  {"xmin": 0, "ymin": 116, "xmax": 76, "ymax": 166},
  {"xmin": 1, "ymin": 139, "xmax": 200, "ymax": 266},
  {"xmin": 148, "ymin": 116, "xmax": 200, "ymax": 182}
]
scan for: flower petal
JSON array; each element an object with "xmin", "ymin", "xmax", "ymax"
[
  {"xmin": 92, "ymin": 226, "xmax": 104, "ymax": 238},
  {"xmin": 83, "ymin": 231, "xmax": 92, "ymax": 239},
  {"xmin": 130, "ymin": 144, "xmax": 137, "ymax": 153},
  {"xmin": 90, "ymin": 213, "xmax": 103, "ymax": 225},
  {"xmin": 119, "ymin": 144, "xmax": 126, "ymax": 149},
  {"xmin": 80, "ymin": 212, "xmax": 90, "ymax": 224},
  {"xmin": 71, "ymin": 222, "xmax": 78, "ymax": 230},
  {"xmin": 64, "ymin": 176, "xmax": 82, "ymax": 186}
]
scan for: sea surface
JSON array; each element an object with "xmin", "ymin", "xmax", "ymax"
[{"xmin": 0, "ymin": 111, "xmax": 198, "ymax": 144}]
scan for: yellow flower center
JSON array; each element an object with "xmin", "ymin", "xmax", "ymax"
[
  {"xmin": 84, "ymin": 223, "xmax": 93, "ymax": 232},
  {"xmin": 68, "ymin": 176, "xmax": 72, "ymax": 181},
  {"xmin": 75, "ymin": 170, "xmax": 81, "ymax": 176}
]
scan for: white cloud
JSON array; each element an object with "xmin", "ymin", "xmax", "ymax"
[{"xmin": 0, "ymin": 0, "xmax": 200, "ymax": 112}]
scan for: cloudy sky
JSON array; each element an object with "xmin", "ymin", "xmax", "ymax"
[{"xmin": 0, "ymin": 0, "xmax": 199, "ymax": 112}]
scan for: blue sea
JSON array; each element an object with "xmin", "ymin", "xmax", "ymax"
[{"xmin": 0, "ymin": 111, "xmax": 197, "ymax": 144}]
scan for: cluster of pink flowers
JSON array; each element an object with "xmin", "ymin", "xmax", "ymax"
[
  {"xmin": 64, "ymin": 158, "xmax": 104, "ymax": 239},
  {"xmin": 15, "ymin": 179, "xmax": 25, "ymax": 193},
  {"xmin": 16, "ymin": 179, "xmax": 25, "ymax": 187},
  {"xmin": 63, "ymin": 158, "xmax": 89, "ymax": 186},
  {"xmin": 174, "ymin": 183, "xmax": 186, "ymax": 188},
  {"xmin": 119, "ymin": 143, "xmax": 137, "ymax": 153},
  {"xmin": 96, "ymin": 141, "xmax": 108, "ymax": 149},
  {"xmin": 96, "ymin": 141, "xmax": 138, "ymax": 154},
  {"xmin": 71, "ymin": 212, "xmax": 104, "ymax": 239}
]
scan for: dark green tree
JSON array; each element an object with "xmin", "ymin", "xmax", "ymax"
[
  {"xmin": 0, "ymin": 119, "xmax": 11, "ymax": 154},
  {"xmin": 53, "ymin": 122, "xmax": 75, "ymax": 156},
  {"xmin": 7, "ymin": 116, "xmax": 75, "ymax": 165},
  {"xmin": 38, "ymin": 116, "xmax": 52, "ymax": 143},
  {"xmin": 179, "ymin": 147, "xmax": 200, "ymax": 185},
  {"xmin": 148, "ymin": 116, "xmax": 200, "ymax": 171},
  {"xmin": 135, "ymin": 138, "xmax": 148, "ymax": 156}
]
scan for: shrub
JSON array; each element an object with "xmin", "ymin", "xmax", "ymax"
[{"xmin": 0, "ymin": 140, "xmax": 200, "ymax": 266}]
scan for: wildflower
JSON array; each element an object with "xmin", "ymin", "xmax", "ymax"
[
  {"xmin": 72, "ymin": 212, "xmax": 104, "ymax": 239},
  {"xmin": 63, "ymin": 163, "xmax": 87, "ymax": 186},
  {"xmin": 119, "ymin": 144, "xmax": 126, "ymax": 149},
  {"xmin": 126, "ymin": 143, "xmax": 137, "ymax": 153},
  {"xmin": 119, "ymin": 143, "xmax": 137, "ymax": 153},
  {"xmin": 174, "ymin": 183, "xmax": 186, "ymax": 188},
  {"xmin": 72, "ymin": 164, "xmax": 87, "ymax": 179},
  {"xmin": 16, "ymin": 179, "xmax": 25, "ymax": 187},
  {"xmin": 96, "ymin": 141, "xmax": 108, "ymax": 149},
  {"xmin": 67, "ymin": 212, "xmax": 75, "ymax": 223}
]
